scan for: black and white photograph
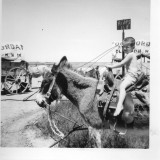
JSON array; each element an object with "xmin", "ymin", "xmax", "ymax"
[{"xmin": 1, "ymin": 0, "xmax": 160, "ymax": 159}]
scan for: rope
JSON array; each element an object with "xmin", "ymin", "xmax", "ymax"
[
  {"xmin": 44, "ymin": 102, "xmax": 65, "ymax": 139},
  {"xmin": 23, "ymin": 89, "xmax": 40, "ymax": 101},
  {"xmin": 83, "ymin": 46, "xmax": 118, "ymax": 72},
  {"xmin": 52, "ymin": 111, "xmax": 88, "ymax": 126},
  {"xmin": 49, "ymin": 125, "xmax": 88, "ymax": 148},
  {"xmin": 76, "ymin": 45, "xmax": 119, "ymax": 69},
  {"xmin": 87, "ymin": 46, "xmax": 117, "ymax": 69},
  {"xmin": 44, "ymin": 102, "xmax": 88, "ymax": 148}
]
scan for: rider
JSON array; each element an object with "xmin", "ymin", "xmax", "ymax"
[{"xmin": 106, "ymin": 37, "xmax": 141, "ymax": 116}]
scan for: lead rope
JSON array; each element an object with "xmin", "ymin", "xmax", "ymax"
[{"xmin": 44, "ymin": 102, "xmax": 65, "ymax": 139}]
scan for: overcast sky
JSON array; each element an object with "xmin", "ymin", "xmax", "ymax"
[{"xmin": 2, "ymin": 0, "xmax": 150, "ymax": 62}]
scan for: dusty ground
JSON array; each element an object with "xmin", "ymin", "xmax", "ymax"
[{"xmin": 1, "ymin": 77, "xmax": 56, "ymax": 147}]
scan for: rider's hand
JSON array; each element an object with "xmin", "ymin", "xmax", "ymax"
[
  {"xmin": 106, "ymin": 65, "xmax": 112, "ymax": 72},
  {"xmin": 106, "ymin": 65, "xmax": 112, "ymax": 69},
  {"xmin": 106, "ymin": 65, "xmax": 111, "ymax": 68}
]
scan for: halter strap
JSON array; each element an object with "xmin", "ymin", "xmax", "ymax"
[{"xmin": 45, "ymin": 76, "xmax": 56, "ymax": 99}]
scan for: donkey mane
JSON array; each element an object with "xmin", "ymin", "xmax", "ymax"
[
  {"xmin": 55, "ymin": 67, "xmax": 98, "ymax": 108},
  {"xmin": 60, "ymin": 67, "xmax": 97, "ymax": 89}
]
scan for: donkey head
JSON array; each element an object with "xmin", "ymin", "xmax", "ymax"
[{"xmin": 36, "ymin": 56, "xmax": 67, "ymax": 108}]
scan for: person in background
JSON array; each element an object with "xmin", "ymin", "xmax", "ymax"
[
  {"xmin": 102, "ymin": 67, "xmax": 114, "ymax": 93},
  {"xmin": 95, "ymin": 66, "xmax": 100, "ymax": 80}
]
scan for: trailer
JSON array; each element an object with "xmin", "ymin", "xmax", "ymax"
[{"xmin": 1, "ymin": 57, "xmax": 31, "ymax": 94}]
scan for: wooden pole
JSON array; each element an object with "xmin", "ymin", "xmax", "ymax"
[{"xmin": 122, "ymin": 29, "xmax": 125, "ymax": 77}]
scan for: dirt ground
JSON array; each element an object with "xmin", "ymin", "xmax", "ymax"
[{"xmin": 1, "ymin": 77, "xmax": 56, "ymax": 147}]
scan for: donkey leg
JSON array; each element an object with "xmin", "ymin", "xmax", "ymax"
[{"xmin": 88, "ymin": 126, "xmax": 102, "ymax": 148}]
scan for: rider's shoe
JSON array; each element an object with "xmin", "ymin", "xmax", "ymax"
[{"xmin": 113, "ymin": 106, "xmax": 123, "ymax": 116}]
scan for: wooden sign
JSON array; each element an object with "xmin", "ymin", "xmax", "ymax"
[{"xmin": 117, "ymin": 19, "xmax": 131, "ymax": 30}]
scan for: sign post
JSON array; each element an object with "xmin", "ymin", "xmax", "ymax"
[
  {"xmin": 122, "ymin": 29, "xmax": 125, "ymax": 77},
  {"xmin": 117, "ymin": 19, "xmax": 131, "ymax": 77}
]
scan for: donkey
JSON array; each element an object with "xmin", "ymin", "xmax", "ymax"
[
  {"xmin": 36, "ymin": 56, "xmax": 107, "ymax": 147},
  {"xmin": 35, "ymin": 56, "xmax": 137, "ymax": 147}
]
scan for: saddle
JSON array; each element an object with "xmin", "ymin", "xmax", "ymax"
[{"xmin": 126, "ymin": 72, "xmax": 149, "ymax": 92}]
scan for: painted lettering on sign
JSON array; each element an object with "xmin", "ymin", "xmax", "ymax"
[
  {"xmin": 112, "ymin": 40, "xmax": 150, "ymax": 58},
  {"xmin": 1, "ymin": 44, "xmax": 23, "ymax": 50},
  {"xmin": 1, "ymin": 43, "xmax": 24, "ymax": 60}
]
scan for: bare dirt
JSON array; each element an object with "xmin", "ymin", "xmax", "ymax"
[{"xmin": 1, "ymin": 77, "xmax": 56, "ymax": 147}]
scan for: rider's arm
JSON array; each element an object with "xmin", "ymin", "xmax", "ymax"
[
  {"xmin": 142, "ymin": 53, "xmax": 150, "ymax": 59},
  {"xmin": 107, "ymin": 53, "xmax": 132, "ymax": 69},
  {"xmin": 113, "ymin": 57, "xmax": 122, "ymax": 62},
  {"xmin": 137, "ymin": 53, "xmax": 142, "ymax": 60}
]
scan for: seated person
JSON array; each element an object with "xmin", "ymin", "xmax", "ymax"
[{"xmin": 106, "ymin": 37, "xmax": 142, "ymax": 116}]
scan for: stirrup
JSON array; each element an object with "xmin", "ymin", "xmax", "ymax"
[{"xmin": 113, "ymin": 120, "xmax": 127, "ymax": 135}]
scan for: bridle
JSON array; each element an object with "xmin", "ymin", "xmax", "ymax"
[
  {"xmin": 45, "ymin": 76, "xmax": 56, "ymax": 100},
  {"xmin": 42, "ymin": 70, "xmax": 60, "ymax": 104}
]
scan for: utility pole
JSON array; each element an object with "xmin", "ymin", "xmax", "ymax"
[{"xmin": 117, "ymin": 19, "xmax": 131, "ymax": 77}]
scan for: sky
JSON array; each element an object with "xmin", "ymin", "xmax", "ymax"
[{"xmin": 2, "ymin": 0, "xmax": 150, "ymax": 62}]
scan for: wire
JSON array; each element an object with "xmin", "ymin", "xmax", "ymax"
[
  {"xmin": 87, "ymin": 46, "xmax": 117, "ymax": 69},
  {"xmin": 84, "ymin": 45, "xmax": 118, "ymax": 72},
  {"xmin": 76, "ymin": 45, "xmax": 119, "ymax": 69}
]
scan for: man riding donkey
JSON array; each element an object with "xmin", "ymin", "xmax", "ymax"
[{"xmin": 106, "ymin": 37, "xmax": 142, "ymax": 116}]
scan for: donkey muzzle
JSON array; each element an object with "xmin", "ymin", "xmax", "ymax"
[{"xmin": 36, "ymin": 93, "xmax": 48, "ymax": 108}]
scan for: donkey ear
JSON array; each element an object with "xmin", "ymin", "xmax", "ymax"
[{"xmin": 59, "ymin": 56, "xmax": 68, "ymax": 68}]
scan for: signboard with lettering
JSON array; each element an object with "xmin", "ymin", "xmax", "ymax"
[
  {"xmin": 112, "ymin": 40, "xmax": 150, "ymax": 58},
  {"xmin": 117, "ymin": 19, "xmax": 131, "ymax": 30},
  {"xmin": 1, "ymin": 43, "xmax": 24, "ymax": 61}
]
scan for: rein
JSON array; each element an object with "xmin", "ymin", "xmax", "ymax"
[{"xmin": 77, "ymin": 45, "xmax": 119, "ymax": 70}]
